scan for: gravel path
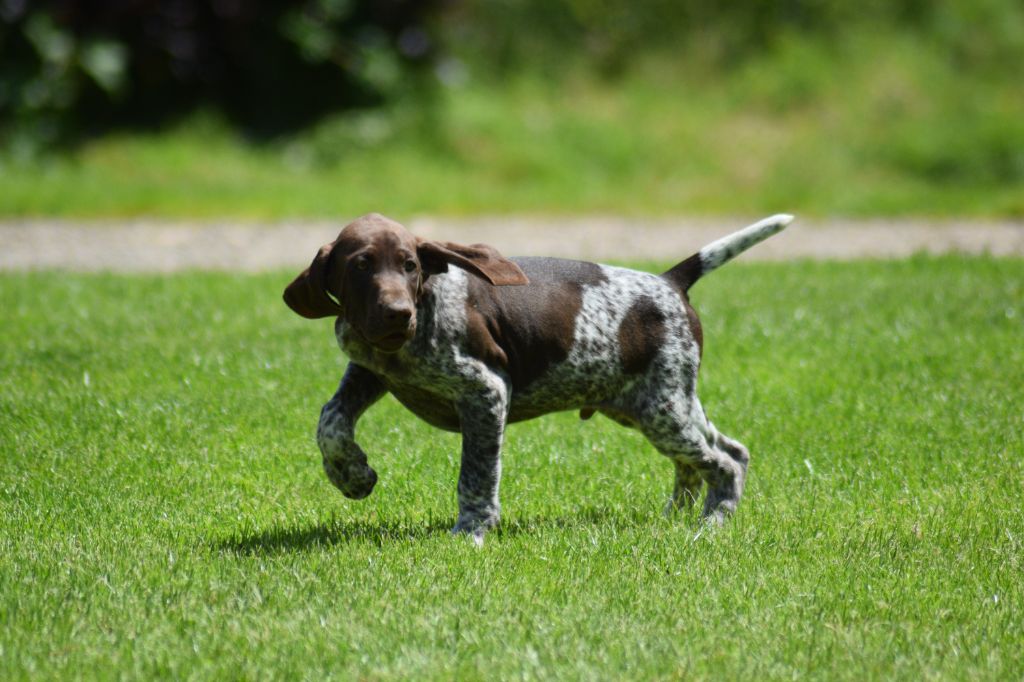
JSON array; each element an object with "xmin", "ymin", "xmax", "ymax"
[{"xmin": 2, "ymin": 216, "xmax": 1022, "ymax": 271}]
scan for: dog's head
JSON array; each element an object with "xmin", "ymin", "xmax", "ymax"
[{"xmin": 283, "ymin": 213, "xmax": 528, "ymax": 352}]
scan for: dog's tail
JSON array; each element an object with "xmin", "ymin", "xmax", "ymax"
[{"xmin": 662, "ymin": 214, "xmax": 794, "ymax": 293}]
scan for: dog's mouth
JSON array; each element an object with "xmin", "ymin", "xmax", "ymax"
[{"xmin": 370, "ymin": 328, "xmax": 414, "ymax": 353}]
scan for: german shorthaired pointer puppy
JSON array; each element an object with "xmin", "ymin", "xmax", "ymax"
[{"xmin": 284, "ymin": 213, "xmax": 793, "ymax": 542}]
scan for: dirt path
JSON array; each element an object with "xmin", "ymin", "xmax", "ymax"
[{"xmin": 2, "ymin": 216, "xmax": 1022, "ymax": 271}]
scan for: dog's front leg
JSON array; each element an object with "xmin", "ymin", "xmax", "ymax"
[
  {"xmin": 451, "ymin": 374, "xmax": 510, "ymax": 542},
  {"xmin": 317, "ymin": 362, "xmax": 386, "ymax": 499}
]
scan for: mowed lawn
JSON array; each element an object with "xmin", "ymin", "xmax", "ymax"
[{"xmin": 1, "ymin": 256, "xmax": 1021, "ymax": 679}]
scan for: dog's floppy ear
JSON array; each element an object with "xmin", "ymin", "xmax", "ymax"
[
  {"xmin": 417, "ymin": 240, "xmax": 529, "ymax": 286},
  {"xmin": 283, "ymin": 242, "xmax": 344, "ymax": 319}
]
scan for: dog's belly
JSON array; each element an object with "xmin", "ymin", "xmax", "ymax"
[
  {"xmin": 385, "ymin": 372, "xmax": 604, "ymax": 430},
  {"xmin": 510, "ymin": 353, "xmax": 629, "ymax": 411},
  {"xmin": 387, "ymin": 380, "xmax": 592, "ymax": 429},
  {"xmin": 506, "ymin": 398, "xmax": 579, "ymax": 423},
  {"xmin": 385, "ymin": 381, "xmax": 462, "ymax": 432}
]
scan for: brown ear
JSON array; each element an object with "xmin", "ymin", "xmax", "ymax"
[
  {"xmin": 417, "ymin": 240, "xmax": 529, "ymax": 286},
  {"xmin": 283, "ymin": 242, "xmax": 344, "ymax": 319}
]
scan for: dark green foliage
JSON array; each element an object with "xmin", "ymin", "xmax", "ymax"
[
  {"xmin": 6, "ymin": 0, "xmax": 1024, "ymax": 149},
  {"xmin": 0, "ymin": 0, "xmax": 439, "ymax": 148},
  {"xmin": 3, "ymin": 1, "xmax": 1024, "ymax": 215}
]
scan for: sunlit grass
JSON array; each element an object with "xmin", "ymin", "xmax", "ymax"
[{"xmin": 2, "ymin": 257, "xmax": 1022, "ymax": 678}]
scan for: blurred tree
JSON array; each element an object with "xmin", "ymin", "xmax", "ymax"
[{"xmin": 0, "ymin": 0, "xmax": 440, "ymax": 148}]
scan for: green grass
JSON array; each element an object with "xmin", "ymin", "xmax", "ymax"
[
  {"xmin": 3, "ymin": 32, "xmax": 1024, "ymax": 219},
  {"xmin": 1, "ymin": 256, "xmax": 1022, "ymax": 679}
]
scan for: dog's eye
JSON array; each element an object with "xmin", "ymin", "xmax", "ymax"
[
  {"xmin": 403, "ymin": 260, "xmax": 417, "ymax": 273},
  {"xmin": 355, "ymin": 257, "xmax": 369, "ymax": 271}
]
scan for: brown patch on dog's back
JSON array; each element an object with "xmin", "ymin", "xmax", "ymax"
[
  {"xmin": 618, "ymin": 296, "xmax": 665, "ymax": 374},
  {"xmin": 464, "ymin": 277, "xmax": 579, "ymax": 391},
  {"xmin": 463, "ymin": 258, "xmax": 608, "ymax": 392},
  {"xmin": 464, "ymin": 296, "xmax": 510, "ymax": 372},
  {"xmin": 508, "ymin": 283, "xmax": 579, "ymax": 389}
]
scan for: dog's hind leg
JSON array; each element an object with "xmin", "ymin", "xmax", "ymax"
[
  {"xmin": 665, "ymin": 461, "xmax": 705, "ymax": 515},
  {"xmin": 700, "ymin": 420, "xmax": 750, "ymax": 525},
  {"xmin": 711, "ymin": 428, "xmax": 750, "ymax": 472},
  {"xmin": 640, "ymin": 394, "xmax": 746, "ymax": 525}
]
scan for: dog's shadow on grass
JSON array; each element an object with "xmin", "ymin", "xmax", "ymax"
[
  {"xmin": 217, "ymin": 517, "xmax": 451, "ymax": 555},
  {"xmin": 216, "ymin": 506, "xmax": 661, "ymax": 556}
]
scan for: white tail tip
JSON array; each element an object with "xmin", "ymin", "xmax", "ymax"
[{"xmin": 759, "ymin": 213, "xmax": 795, "ymax": 229}]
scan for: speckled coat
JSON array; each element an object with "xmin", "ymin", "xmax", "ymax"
[{"xmin": 288, "ymin": 213, "xmax": 793, "ymax": 541}]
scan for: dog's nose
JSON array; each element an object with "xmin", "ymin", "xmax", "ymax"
[{"xmin": 383, "ymin": 303, "xmax": 413, "ymax": 325}]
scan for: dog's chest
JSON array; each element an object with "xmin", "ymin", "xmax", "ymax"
[
  {"xmin": 335, "ymin": 271, "xmax": 477, "ymax": 427},
  {"xmin": 337, "ymin": 328, "xmax": 467, "ymax": 430}
]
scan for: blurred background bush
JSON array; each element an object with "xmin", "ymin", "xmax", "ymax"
[
  {"xmin": 452, "ymin": 0, "xmax": 1024, "ymax": 77},
  {"xmin": 0, "ymin": 0, "xmax": 439, "ymax": 145},
  {"xmin": 2, "ymin": 0, "xmax": 1023, "ymax": 216}
]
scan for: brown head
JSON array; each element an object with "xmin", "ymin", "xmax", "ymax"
[{"xmin": 283, "ymin": 213, "xmax": 528, "ymax": 352}]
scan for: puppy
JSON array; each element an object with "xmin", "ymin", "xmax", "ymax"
[{"xmin": 285, "ymin": 213, "xmax": 793, "ymax": 541}]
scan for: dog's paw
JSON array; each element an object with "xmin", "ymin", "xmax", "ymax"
[
  {"xmin": 700, "ymin": 492, "xmax": 737, "ymax": 527},
  {"xmin": 451, "ymin": 510, "xmax": 498, "ymax": 546},
  {"xmin": 323, "ymin": 458, "xmax": 378, "ymax": 499},
  {"xmin": 450, "ymin": 523, "xmax": 488, "ymax": 547}
]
